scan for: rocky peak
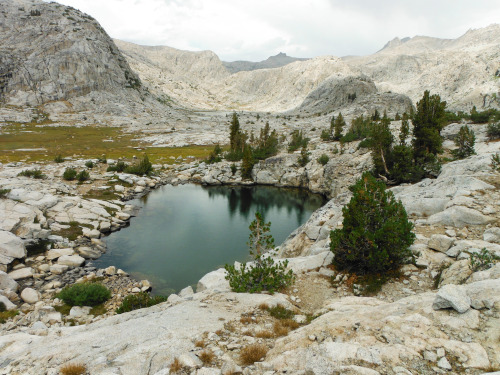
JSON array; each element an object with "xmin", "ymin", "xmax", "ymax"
[{"xmin": 222, "ymin": 52, "xmax": 310, "ymax": 74}]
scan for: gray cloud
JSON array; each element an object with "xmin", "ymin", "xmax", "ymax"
[{"xmin": 45, "ymin": 0, "xmax": 499, "ymax": 61}]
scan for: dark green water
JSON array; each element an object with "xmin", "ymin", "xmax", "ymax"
[{"xmin": 93, "ymin": 184, "xmax": 326, "ymax": 295}]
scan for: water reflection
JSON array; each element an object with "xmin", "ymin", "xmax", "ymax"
[
  {"xmin": 205, "ymin": 185, "xmax": 324, "ymax": 223},
  {"xmin": 94, "ymin": 184, "xmax": 326, "ymax": 295}
]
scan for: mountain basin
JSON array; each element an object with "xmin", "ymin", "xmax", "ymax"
[{"xmin": 93, "ymin": 183, "xmax": 326, "ymax": 295}]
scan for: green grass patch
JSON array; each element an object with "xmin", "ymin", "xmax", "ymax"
[
  {"xmin": 83, "ymin": 189, "xmax": 120, "ymax": 201},
  {"xmin": 0, "ymin": 189, "xmax": 10, "ymax": 198},
  {"xmin": 54, "ymin": 304, "xmax": 72, "ymax": 315},
  {"xmin": 0, "ymin": 123, "xmax": 214, "ymax": 163},
  {"xmin": 266, "ymin": 304, "xmax": 295, "ymax": 320},
  {"xmin": 0, "ymin": 309, "xmax": 19, "ymax": 323},
  {"xmin": 89, "ymin": 304, "xmax": 107, "ymax": 316},
  {"xmin": 53, "ymin": 221, "xmax": 83, "ymax": 241}
]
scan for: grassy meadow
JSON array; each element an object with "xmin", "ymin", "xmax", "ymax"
[{"xmin": 0, "ymin": 122, "xmax": 214, "ymax": 164}]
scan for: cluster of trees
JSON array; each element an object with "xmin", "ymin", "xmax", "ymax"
[
  {"xmin": 318, "ymin": 91, "xmax": 447, "ymax": 184},
  {"xmin": 209, "ymin": 113, "xmax": 316, "ymax": 178},
  {"xmin": 321, "ymin": 113, "xmax": 346, "ymax": 142}
]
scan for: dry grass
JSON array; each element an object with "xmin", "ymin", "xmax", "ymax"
[
  {"xmin": 240, "ymin": 315, "xmax": 253, "ymax": 324},
  {"xmin": 59, "ymin": 363, "xmax": 87, "ymax": 375},
  {"xmin": 199, "ymin": 350, "xmax": 215, "ymax": 365},
  {"xmin": 195, "ymin": 340, "xmax": 206, "ymax": 348},
  {"xmin": 169, "ymin": 357, "xmax": 182, "ymax": 373},
  {"xmin": 273, "ymin": 318, "xmax": 300, "ymax": 337},
  {"xmin": 224, "ymin": 321, "xmax": 236, "ymax": 332},
  {"xmin": 255, "ymin": 329, "xmax": 274, "ymax": 339},
  {"xmin": 240, "ymin": 343, "xmax": 268, "ymax": 365},
  {"xmin": 258, "ymin": 303, "xmax": 269, "ymax": 310},
  {"xmin": 273, "ymin": 321, "xmax": 289, "ymax": 337},
  {"xmin": 281, "ymin": 318, "xmax": 300, "ymax": 329}
]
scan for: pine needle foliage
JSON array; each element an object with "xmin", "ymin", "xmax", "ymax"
[{"xmin": 330, "ymin": 172, "xmax": 415, "ymax": 275}]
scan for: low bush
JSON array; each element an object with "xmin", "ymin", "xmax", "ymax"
[
  {"xmin": 266, "ymin": 304, "xmax": 295, "ymax": 319},
  {"xmin": 76, "ymin": 170, "xmax": 90, "ymax": 182},
  {"xmin": 63, "ymin": 168, "xmax": 77, "ymax": 181},
  {"xmin": 487, "ymin": 122, "xmax": 500, "ymax": 140},
  {"xmin": 469, "ymin": 248, "xmax": 500, "ymax": 272},
  {"xmin": 206, "ymin": 144, "xmax": 223, "ymax": 164},
  {"xmin": 317, "ymin": 154, "xmax": 329, "ymax": 166},
  {"xmin": 470, "ymin": 107, "xmax": 492, "ymax": 123},
  {"xmin": 84, "ymin": 160, "xmax": 94, "ymax": 168},
  {"xmin": 18, "ymin": 169, "xmax": 45, "ymax": 179},
  {"xmin": 56, "ymin": 283, "xmax": 111, "ymax": 306},
  {"xmin": 106, "ymin": 160, "xmax": 128, "ymax": 172},
  {"xmin": 491, "ymin": 153, "xmax": 500, "ymax": 171},
  {"xmin": 116, "ymin": 292, "xmax": 168, "ymax": 314},
  {"xmin": 54, "ymin": 154, "xmax": 65, "ymax": 163},
  {"xmin": 0, "ymin": 189, "xmax": 10, "ymax": 199},
  {"xmin": 125, "ymin": 154, "xmax": 153, "ymax": 176}
]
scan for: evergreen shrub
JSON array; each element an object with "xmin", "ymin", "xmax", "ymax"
[{"xmin": 330, "ymin": 172, "xmax": 415, "ymax": 275}]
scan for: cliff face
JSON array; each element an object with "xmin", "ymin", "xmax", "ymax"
[{"xmin": 0, "ymin": 0, "xmax": 142, "ymax": 107}]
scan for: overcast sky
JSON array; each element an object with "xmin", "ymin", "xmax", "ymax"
[{"xmin": 46, "ymin": 0, "xmax": 499, "ymax": 61}]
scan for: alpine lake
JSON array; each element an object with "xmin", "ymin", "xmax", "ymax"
[{"xmin": 92, "ymin": 184, "xmax": 326, "ymax": 295}]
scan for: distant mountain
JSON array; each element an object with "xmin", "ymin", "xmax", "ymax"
[
  {"xmin": 222, "ymin": 52, "xmax": 310, "ymax": 74},
  {"xmin": 347, "ymin": 24, "xmax": 500, "ymax": 110},
  {"xmin": 117, "ymin": 25, "xmax": 500, "ymax": 113}
]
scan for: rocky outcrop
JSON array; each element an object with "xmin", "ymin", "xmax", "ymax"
[
  {"xmin": 0, "ymin": 0, "xmax": 144, "ymax": 109},
  {"xmin": 293, "ymin": 75, "xmax": 413, "ymax": 116}
]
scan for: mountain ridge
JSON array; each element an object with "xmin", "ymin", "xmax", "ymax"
[
  {"xmin": 116, "ymin": 24, "xmax": 500, "ymax": 112},
  {"xmin": 222, "ymin": 52, "xmax": 310, "ymax": 74}
]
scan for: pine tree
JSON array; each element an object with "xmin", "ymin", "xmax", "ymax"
[
  {"xmin": 369, "ymin": 116, "xmax": 393, "ymax": 176},
  {"xmin": 330, "ymin": 172, "xmax": 415, "ymax": 275},
  {"xmin": 412, "ymin": 90, "xmax": 447, "ymax": 159},
  {"xmin": 229, "ymin": 112, "xmax": 241, "ymax": 153},
  {"xmin": 333, "ymin": 113, "xmax": 345, "ymax": 141},
  {"xmin": 228, "ymin": 112, "xmax": 246, "ymax": 160},
  {"xmin": 241, "ymin": 146, "xmax": 255, "ymax": 179},
  {"xmin": 453, "ymin": 125, "xmax": 476, "ymax": 159},
  {"xmin": 298, "ymin": 145, "xmax": 310, "ymax": 167},
  {"xmin": 399, "ymin": 113, "xmax": 410, "ymax": 145},
  {"xmin": 224, "ymin": 212, "xmax": 294, "ymax": 293}
]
